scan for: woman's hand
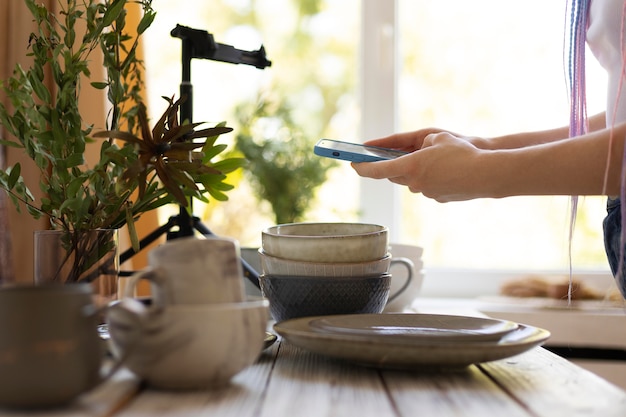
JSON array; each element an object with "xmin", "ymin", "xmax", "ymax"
[
  {"xmin": 353, "ymin": 121, "xmax": 626, "ymax": 200},
  {"xmin": 362, "ymin": 128, "xmax": 482, "ymax": 152},
  {"xmin": 352, "ymin": 131, "xmax": 493, "ymax": 202}
]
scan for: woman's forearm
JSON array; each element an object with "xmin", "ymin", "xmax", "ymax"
[
  {"xmin": 487, "ymin": 118, "xmax": 624, "ymax": 198},
  {"xmin": 476, "ymin": 112, "xmax": 607, "ymax": 150}
]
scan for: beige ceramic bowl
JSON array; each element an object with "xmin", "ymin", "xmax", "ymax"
[
  {"xmin": 107, "ymin": 299, "xmax": 269, "ymax": 390},
  {"xmin": 261, "ymin": 222, "xmax": 389, "ymax": 263},
  {"xmin": 259, "ymin": 249, "xmax": 392, "ymax": 277}
]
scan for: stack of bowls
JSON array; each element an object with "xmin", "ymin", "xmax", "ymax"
[{"xmin": 259, "ymin": 222, "xmax": 392, "ymax": 322}]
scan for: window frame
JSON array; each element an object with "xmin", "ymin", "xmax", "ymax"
[{"xmin": 360, "ymin": 0, "xmax": 402, "ymax": 240}]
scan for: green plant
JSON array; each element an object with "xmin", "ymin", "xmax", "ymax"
[
  {"xmin": 0, "ymin": 0, "xmax": 243, "ymax": 282},
  {"xmin": 235, "ymin": 96, "xmax": 336, "ymax": 224}
]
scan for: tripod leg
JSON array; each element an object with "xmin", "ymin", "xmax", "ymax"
[
  {"xmin": 193, "ymin": 220, "xmax": 214, "ymax": 236},
  {"xmin": 119, "ymin": 217, "xmax": 179, "ymax": 275},
  {"xmin": 239, "ymin": 257, "xmax": 261, "ymax": 289}
]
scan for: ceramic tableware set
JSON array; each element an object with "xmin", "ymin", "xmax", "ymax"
[
  {"xmin": 106, "ymin": 236, "xmax": 269, "ymax": 390},
  {"xmin": 0, "ymin": 237, "xmax": 268, "ymax": 410},
  {"xmin": 257, "ymin": 222, "xmax": 417, "ymax": 322},
  {"xmin": 274, "ymin": 313, "xmax": 551, "ymax": 369}
]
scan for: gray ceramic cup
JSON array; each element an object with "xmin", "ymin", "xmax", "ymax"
[{"xmin": 0, "ymin": 284, "xmax": 145, "ymax": 409}]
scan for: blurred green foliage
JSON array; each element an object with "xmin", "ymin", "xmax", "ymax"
[
  {"xmin": 235, "ymin": 96, "xmax": 336, "ymax": 224},
  {"xmin": 195, "ymin": 0, "xmax": 357, "ymax": 227}
]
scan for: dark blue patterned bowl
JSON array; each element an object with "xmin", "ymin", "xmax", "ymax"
[{"xmin": 259, "ymin": 273, "xmax": 391, "ymax": 322}]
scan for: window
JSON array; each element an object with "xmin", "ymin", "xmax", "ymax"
[
  {"xmin": 394, "ymin": 0, "xmax": 609, "ymax": 272},
  {"xmin": 359, "ymin": 0, "xmax": 610, "ymax": 275},
  {"xmin": 144, "ymin": 0, "xmax": 612, "ymax": 286}
]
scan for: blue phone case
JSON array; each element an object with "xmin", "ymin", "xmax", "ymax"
[{"xmin": 314, "ymin": 139, "xmax": 407, "ymax": 162}]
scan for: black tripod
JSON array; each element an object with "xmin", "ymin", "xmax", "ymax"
[{"xmin": 119, "ymin": 24, "xmax": 271, "ymax": 288}]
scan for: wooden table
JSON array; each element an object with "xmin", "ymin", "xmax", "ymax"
[{"xmin": 2, "ymin": 320, "xmax": 626, "ymax": 416}]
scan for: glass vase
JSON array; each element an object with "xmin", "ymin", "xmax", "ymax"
[{"xmin": 34, "ymin": 229, "xmax": 120, "ymax": 308}]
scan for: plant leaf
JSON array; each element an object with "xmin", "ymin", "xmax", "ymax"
[
  {"xmin": 7, "ymin": 164, "xmax": 21, "ymax": 189},
  {"xmin": 90, "ymin": 82, "xmax": 108, "ymax": 89},
  {"xmin": 101, "ymin": 0, "xmax": 126, "ymax": 28},
  {"xmin": 125, "ymin": 206, "xmax": 140, "ymax": 252}
]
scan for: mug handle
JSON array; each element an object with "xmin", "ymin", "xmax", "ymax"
[
  {"xmin": 386, "ymin": 257, "xmax": 414, "ymax": 303},
  {"xmin": 123, "ymin": 266, "xmax": 170, "ymax": 309},
  {"xmin": 97, "ymin": 291, "xmax": 193, "ymax": 382}
]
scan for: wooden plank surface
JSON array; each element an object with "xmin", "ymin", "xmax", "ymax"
[
  {"xmin": 479, "ymin": 347, "xmax": 626, "ymax": 417},
  {"xmin": 3, "ymin": 331, "xmax": 623, "ymax": 416},
  {"xmin": 108, "ymin": 341, "xmax": 626, "ymax": 417},
  {"xmin": 381, "ymin": 365, "xmax": 529, "ymax": 416},
  {"xmin": 258, "ymin": 342, "xmax": 396, "ymax": 417},
  {"xmin": 115, "ymin": 340, "xmax": 396, "ymax": 417}
]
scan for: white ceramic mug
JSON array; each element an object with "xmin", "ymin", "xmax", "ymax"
[
  {"xmin": 384, "ymin": 244, "xmax": 425, "ymax": 312},
  {"xmin": 124, "ymin": 236, "xmax": 246, "ymax": 305}
]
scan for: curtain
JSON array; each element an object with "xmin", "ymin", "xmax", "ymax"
[
  {"xmin": 0, "ymin": 1, "xmax": 159, "ymax": 284},
  {"xmin": 0, "ymin": 0, "xmax": 50, "ymax": 283},
  {"xmin": 0, "ymin": 1, "xmax": 10, "ymax": 282}
]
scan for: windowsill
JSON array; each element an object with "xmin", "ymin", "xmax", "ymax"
[{"xmin": 419, "ymin": 267, "xmax": 616, "ymax": 299}]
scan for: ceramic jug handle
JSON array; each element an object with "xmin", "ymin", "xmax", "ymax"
[
  {"xmin": 83, "ymin": 297, "xmax": 151, "ymax": 384},
  {"xmin": 123, "ymin": 266, "xmax": 169, "ymax": 308},
  {"xmin": 386, "ymin": 257, "xmax": 414, "ymax": 303}
]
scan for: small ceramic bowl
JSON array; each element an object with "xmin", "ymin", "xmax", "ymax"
[
  {"xmin": 259, "ymin": 273, "xmax": 391, "ymax": 322},
  {"xmin": 261, "ymin": 222, "xmax": 389, "ymax": 263},
  {"xmin": 259, "ymin": 249, "xmax": 392, "ymax": 277},
  {"xmin": 107, "ymin": 299, "xmax": 269, "ymax": 390}
]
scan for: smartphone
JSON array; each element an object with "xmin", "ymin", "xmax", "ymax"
[{"xmin": 314, "ymin": 139, "xmax": 408, "ymax": 162}]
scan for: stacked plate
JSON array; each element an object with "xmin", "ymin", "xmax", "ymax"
[{"xmin": 274, "ymin": 313, "xmax": 550, "ymax": 369}]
